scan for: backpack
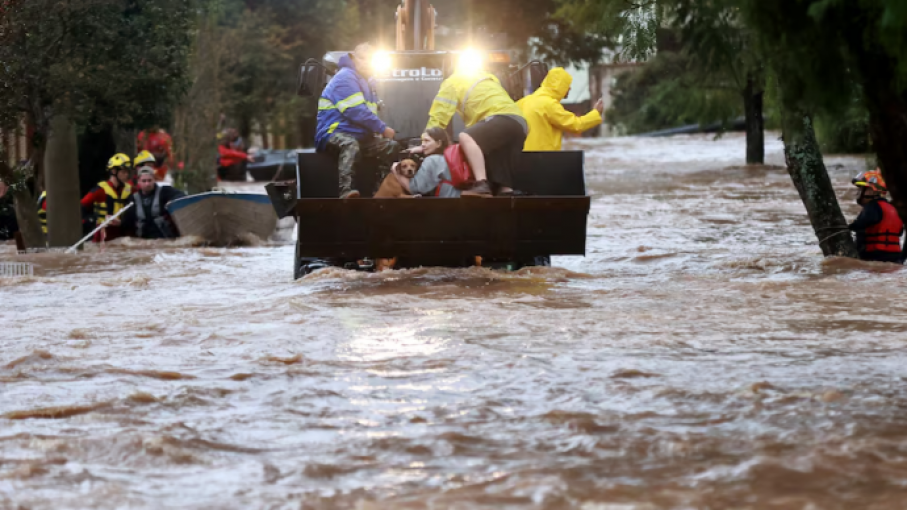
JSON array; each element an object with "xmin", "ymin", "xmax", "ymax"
[{"xmin": 441, "ymin": 144, "xmax": 474, "ymax": 193}]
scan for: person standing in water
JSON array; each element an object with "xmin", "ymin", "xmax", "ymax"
[
  {"xmin": 849, "ymin": 169, "xmax": 905, "ymax": 264},
  {"xmin": 80, "ymin": 153, "xmax": 133, "ymax": 243},
  {"xmin": 122, "ymin": 166, "xmax": 185, "ymax": 239}
]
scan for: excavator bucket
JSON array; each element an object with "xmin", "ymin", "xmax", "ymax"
[
  {"xmin": 294, "ymin": 196, "xmax": 589, "ymax": 263},
  {"xmin": 266, "ymin": 151, "xmax": 591, "ymax": 276}
]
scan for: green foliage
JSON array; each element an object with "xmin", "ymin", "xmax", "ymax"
[
  {"xmin": 221, "ymin": 8, "xmax": 296, "ymax": 135},
  {"xmin": 172, "ymin": 10, "xmax": 221, "ymax": 195},
  {"xmin": 212, "ymin": 0, "xmax": 392, "ymax": 145},
  {"xmin": 554, "ymin": 0, "xmax": 663, "ymax": 62},
  {"xmin": 556, "ymin": 0, "xmax": 765, "ymax": 139},
  {"xmin": 814, "ymin": 100, "xmax": 871, "ymax": 154},
  {"xmin": 532, "ymin": 19, "xmax": 614, "ymax": 66},
  {"xmin": 607, "ymin": 52, "xmax": 742, "ymax": 134},
  {"xmin": 0, "ymin": 146, "xmax": 34, "ymax": 195},
  {"xmin": 0, "ymin": 0, "xmax": 194, "ymax": 136},
  {"xmin": 734, "ymin": 1, "xmax": 907, "ymax": 110},
  {"xmin": 420, "ymin": 0, "xmax": 609, "ymax": 65}
]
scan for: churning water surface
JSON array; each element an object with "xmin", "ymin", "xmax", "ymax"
[{"xmin": 3, "ymin": 133, "xmax": 907, "ymax": 510}]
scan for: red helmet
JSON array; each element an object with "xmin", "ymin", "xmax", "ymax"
[{"xmin": 852, "ymin": 169, "xmax": 887, "ymax": 193}]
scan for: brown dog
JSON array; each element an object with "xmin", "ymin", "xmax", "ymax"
[
  {"xmin": 375, "ymin": 158, "xmax": 418, "ymax": 198},
  {"xmin": 374, "ymin": 159, "xmax": 419, "ymax": 271}
]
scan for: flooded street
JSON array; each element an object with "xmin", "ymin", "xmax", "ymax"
[{"xmin": 4, "ymin": 134, "xmax": 907, "ymax": 509}]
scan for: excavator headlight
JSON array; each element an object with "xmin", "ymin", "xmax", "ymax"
[
  {"xmin": 372, "ymin": 51, "xmax": 393, "ymax": 74},
  {"xmin": 457, "ymin": 49, "xmax": 484, "ymax": 75}
]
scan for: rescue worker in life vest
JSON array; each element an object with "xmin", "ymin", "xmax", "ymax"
[
  {"xmin": 518, "ymin": 67, "xmax": 604, "ymax": 151},
  {"xmin": 80, "ymin": 153, "xmax": 133, "ymax": 243},
  {"xmin": 849, "ymin": 169, "xmax": 906, "ymax": 263},
  {"xmin": 121, "ymin": 166, "xmax": 185, "ymax": 239},
  {"xmin": 131, "ymin": 150, "xmax": 157, "ymax": 186},
  {"xmin": 315, "ymin": 43, "xmax": 400, "ymax": 199},
  {"xmin": 427, "ymin": 54, "xmax": 528, "ymax": 196},
  {"xmin": 37, "ymin": 190, "xmax": 47, "ymax": 236}
]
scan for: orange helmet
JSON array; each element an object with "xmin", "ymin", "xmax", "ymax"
[{"xmin": 852, "ymin": 169, "xmax": 887, "ymax": 193}]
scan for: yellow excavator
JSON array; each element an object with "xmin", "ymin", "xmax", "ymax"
[{"xmin": 268, "ymin": 0, "xmax": 591, "ymax": 278}]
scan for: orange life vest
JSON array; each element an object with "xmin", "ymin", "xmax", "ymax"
[{"xmin": 865, "ymin": 200, "xmax": 903, "ymax": 253}]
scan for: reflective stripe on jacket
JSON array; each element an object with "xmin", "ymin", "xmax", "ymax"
[
  {"xmin": 427, "ymin": 72, "xmax": 523, "ymax": 130},
  {"xmin": 37, "ymin": 191, "xmax": 47, "ymax": 234},
  {"xmin": 315, "ymin": 54, "xmax": 386, "ymax": 150},
  {"xmin": 94, "ymin": 181, "xmax": 132, "ymax": 226},
  {"xmin": 517, "ymin": 67, "xmax": 602, "ymax": 151},
  {"xmin": 866, "ymin": 200, "xmax": 904, "ymax": 253}
]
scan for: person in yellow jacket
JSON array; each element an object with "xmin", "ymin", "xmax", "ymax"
[
  {"xmin": 427, "ymin": 70, "xmax": 527, "ymax": 196},
  {"xmin": 518, "ymin": 68, "xmax": 604, "ymax": 151}
]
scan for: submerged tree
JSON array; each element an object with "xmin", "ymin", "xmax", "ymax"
[
  {"xmin": 556, "ymin": 0, "xmax": 766, "ymax": 163},
  {"xmin": 0, "ymin": 0, "xmax": 194, "ymax": 247},
  {"xmin": 737, "ymin": 0, "xmax": 907, "ymax": 252},
  {"xmin": 554, "ymin": 0, "xmax": 864, "ymax": 257}
]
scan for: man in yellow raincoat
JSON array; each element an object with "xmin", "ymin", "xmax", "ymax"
[
  {"xmin": 518, "ymin": 68, "xmax": 604, "ymax": 151},
  {"xmin": 427, "ymin": 68, "xmax": 527, "ymax": 196}
]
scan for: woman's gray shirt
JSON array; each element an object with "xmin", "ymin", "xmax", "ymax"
[{"xmin": 409, "ymin": 154, "xmax": 461, "ymax": 198}]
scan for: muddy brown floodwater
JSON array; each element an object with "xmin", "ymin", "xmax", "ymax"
[{"xmin": 3, "ymin": 133, "xmax": 907, "ymax": 510}]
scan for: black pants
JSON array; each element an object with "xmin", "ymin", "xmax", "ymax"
[
  {"xmin": 218, "ymin": 162, "xmax": 247, "ymax": 182},
  {"xmin": 463, "ymin": 116, "xmax": 527, "ymax": 189}
]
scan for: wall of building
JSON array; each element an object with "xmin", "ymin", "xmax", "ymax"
[
  {"xmin": 1, "ymin": 117, "xmax": 31, "ymax": 167},
  {"xmin": 590, "ymin": 62, "xmax": 644, "ymax": 137}
]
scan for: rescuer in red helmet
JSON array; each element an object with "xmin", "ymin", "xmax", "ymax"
[{"xmin": 849, "ymin": 169, "xmax": 905, "ymax": 264}]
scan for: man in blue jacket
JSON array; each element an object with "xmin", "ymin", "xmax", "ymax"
[{"xmin": 316, "ymin": 43, "xmax": 399, "ymax": 198}]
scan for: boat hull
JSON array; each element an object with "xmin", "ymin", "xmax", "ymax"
[{"xmin": 166, "ymin": 193, "xmax": 278, "ymax": 246}]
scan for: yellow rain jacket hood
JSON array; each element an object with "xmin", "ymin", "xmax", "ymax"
[
  {"xmin": 517, "ymin": 67, "xmax": 602, "ymax": 151},
  {"xmin": 427, "ymin": 72, "xmax": 524, "ymax": 130}
]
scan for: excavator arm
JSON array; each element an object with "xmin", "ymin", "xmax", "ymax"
[{"xmin": 397, "ymin": 0, "xmax": 436, "ymax": 51}]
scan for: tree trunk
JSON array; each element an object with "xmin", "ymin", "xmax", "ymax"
[
  {"xmin": 864, "ymin": 94, "xmax": 907, "ymax": 224},
  {"xmin": 10, "ymin": 188, "xmax": 43, "ymax": 249},
  {"xmin": 260, "ymin": 120, "xmax": 270, "ymax": 150},
  {"xmin": 0, "ymin": 161, "xmax": 43, "ymax": 250},
  {"xmin": 173, "ymin": 13, "xmax": 221, "ymax": 194},
  {"xmin": 842, "ymin": 42, "xmax": 907, "ymax": 225},
  {"xmin": 781, "ymin": 111, "xmax": 858, "ymax": 258},
  {"xmin": 44, "ymin": 115, "xmax": 83, "ymax": 247},
  {"xmin": 26, "ymin": 109, "xmax": 47, "ymax": 194},
  {"xmin": 238, "ymin": 116, "xmax": 252, "ymax": 146},
  {"xmin": 743, "ymin": 73, "xmax": 765, "ymax": 165}
]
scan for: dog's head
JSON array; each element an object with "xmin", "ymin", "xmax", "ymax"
[{"xmin": 398, "ymin": 158, "xmax": 418, "ymax": 179}]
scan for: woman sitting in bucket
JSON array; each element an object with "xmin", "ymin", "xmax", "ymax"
[{"xmin": 391, "ymin": 127, "xmax": 472, "ymax": 198}]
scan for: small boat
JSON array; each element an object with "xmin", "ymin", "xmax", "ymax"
[
  {"xmin": 166, "ymin": 192, "xmax": 278, "ymax": 246},
  {"xmin": 248, "ymin": 149, "xmax": 299, "ymax": 182}
]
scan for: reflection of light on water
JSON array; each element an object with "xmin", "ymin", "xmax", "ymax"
[
  {"xmin": 343, "ymin": 324, "xmax": 448, "ymax": 362},
  {"xmin": 337, "ymin": 312, "xmax": 452, "ymax": 362}
]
